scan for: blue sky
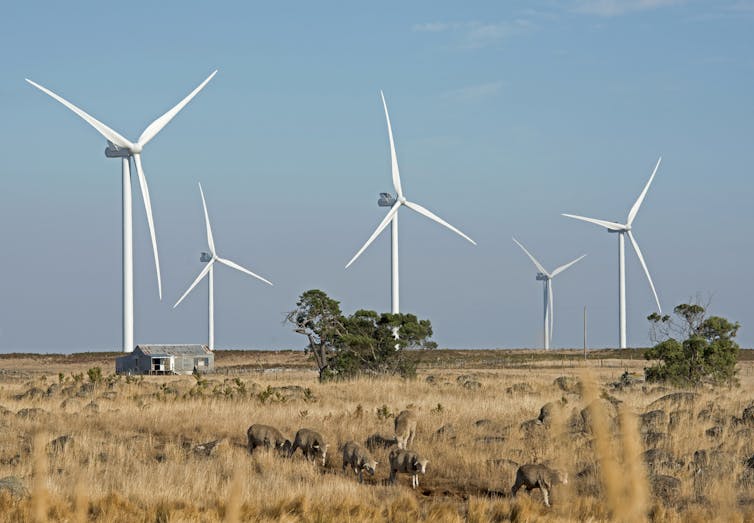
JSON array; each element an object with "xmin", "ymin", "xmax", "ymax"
[{"xmin": 0, "ymin": 0, "xmax": 752, "ymax": 352}]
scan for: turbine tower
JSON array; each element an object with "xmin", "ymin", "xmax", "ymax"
[
  {"xmin": 512, "ymin": 237, "xmax": 585, "ymax": 349},
  {"xmin": 346, "ymin": 91, "xmax": 476, "ymax": 313},
  {"xmin": 174, "ymin": 183, "xmax": 272, "ymax": 351},
  {"xmin": 563, "ymin": 157, "xmax": 662, "ymax": 348},
  {"xmin": 27, "ymin": 71, "xmax": 217, "ymax": 352}
]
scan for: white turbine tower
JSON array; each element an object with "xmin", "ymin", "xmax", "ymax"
[
  {"xmin": 27, "ymin": 71, "xmax": 217, "ymax": 352},
  {"xmin": 512, "ymin": 238, "xmax": 586, "ymax": 350},
  {"xmin": 346, "ymin": 91, "xmax": 476, "ymax": 313},
  {"xmin": 563, "ymin": 157, "xmax": 663, "ymax": 348},
  {"xmin": 174, "ymin": 183, "xmax": 273, "ymax": 351}
]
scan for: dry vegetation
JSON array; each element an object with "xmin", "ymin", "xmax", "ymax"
[{"xmin": 1, "ymin": 351, "xmax": 754, "ymax": 521}]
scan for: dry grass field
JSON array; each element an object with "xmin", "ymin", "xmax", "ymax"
[{"xmin": 1, "ymin": 350, "xmax": 754, "ymax": 522}]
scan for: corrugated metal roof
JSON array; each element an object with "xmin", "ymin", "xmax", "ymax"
[{"xmin": 134, "ymin": 344, "xmax": 211, "ymax": 356}]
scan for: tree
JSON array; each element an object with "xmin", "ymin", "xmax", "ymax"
[
  {"xmin": 286, "ymin": 290, "xmax": 436, "ymax": 381},
  {"xmin": 644, "ymin": 303, "xmax": 740, "ymax": 387},
  {"xmin": 285, "ymin": 290, "xmax": 345, "ymax": 380}
]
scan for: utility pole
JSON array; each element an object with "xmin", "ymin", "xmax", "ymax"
[{"xmin": 583, "ymin": 305, "xmax": 587, "ymax": 360}]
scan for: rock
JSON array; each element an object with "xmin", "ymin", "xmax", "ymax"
[
  {"xmin": 506, "ymin": 383, "xmax": 534, "ymax": 394},
  {"xmin": 640, "ymin": 410, "xmax": 667, "ymax": 433},
  {"xmin": 425, "ymin": 375, "xmax": 437, "ymax": 384},
  {"xmin": 14, "ymin": 387, "xmax": 44, "ymax": 401},
  {"xmin": 553, "ymin": 376, "xmax": 581, "ymax": 394},
  {"xmin": 462, "ymin": 380, "xmax": 482, "ymax": 390},
  {"xmin": 59, "ymin": 398, "xmax": 81, "ymax": 412},
  {"xmin": 0, "ymin": 454, "xmax": 20, "ymax": 466},
  {"xmin": 434, "ymin": 424, "xmax": 456, "ymax": 440},
  {"xmin": 0, "ymin": 476, "xmax": 28, "ymax": 498},
  {"xmin": 668, "ymin": 409, "xmax": 693, "ymax": 431},
  {"xmin": 99, "ymin": 391, "xmax": 118, "ymax": 401},
  {"xmin": 48, "ymin": 435, "xmax": 73, "ymax": 454},
  {"xmin": 193, "ymin": 438, "xmax": 226, "ymax": 457},
  {"xmin": 45, "ymin": 383, "xmax": 61, "ymax": 397},
  {"xmin": 538, "ymin": 402, "xmax": 560, "ymax": 424},
  {"xmin": 643, "ymin": 449, "xmax": 684, "ymax": 472},
  {"xmin": 642, "ymin": 431, "xmax": 667, "ymax": 448},
  {"xmin": 16, "ymin": 408, "xmax": 48, "ymax": 420},
  {"xmin": 648, "ymin": 392, "xmax": 698, "ymax": 410},
  {"xmin": 0, "ymin": 405, "xmax": 12, "ymax": 416},
  {"xmin": 650, "ymin": 474, "xmax": 681, "ymax": 503},
  {"xmin": 76, "ymin": 383, "xmax": 95, "ymax": 398},
  {"xmin": 697, "ymin": 401, "xmax": 727, "ymax": 425},
  {"xmin": 475, "ymin": 419, "xmax": 493, "ymax": 428},
  {"xmin": 83, "ymin": 401, "xmax": 100, "ymax": 413},
  {"xmin": 742, "ymin": 405, "xmax": 754, "ymax": 426},
  {"xmin": 705, "ymin": 425, "xmax": 723, "ymax": 440}
]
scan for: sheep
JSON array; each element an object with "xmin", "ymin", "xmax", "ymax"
[
  {"xmin": 394, "ymin": 410, "xmax": 418, "ymax": 449},
  {"xmin": 511, "ymin": 463, "xmax": 568, "ymax": 507},
  {"xmin": 341, "ymin": 441, "xmax": 378, "ymax": 483},
  {"xmin": 365, "ymin": 432, "xmax": 398, "ymax": 451},
  {"xmin": 289, "ymin": 428, "xmax": 328, "ymax": 466},
  {"xmin": 389, "ymin": 448, "xmax": 428, "ymax": 489},
  {"xmin": 246, "ymin": 424, "xmax": 291, "ymax": 455}
]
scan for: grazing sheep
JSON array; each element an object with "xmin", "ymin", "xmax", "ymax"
[
  {"xmin": 365, "ymin": 432, "xmax": 398, "ymax": 451},
  {"xmin": 389, "ymin": 448, "xmax": 428, "ymax": 489},
  {"xmin": 341, "ymin": 441, "xmax": 378, "ymax": 483},
  {"xmin": 246, "ymin": 424, "xmax": 291, "ymax": 455},
  {"xmin": 289, "ymin": 428, "xmax": 328, "ymax": 466},
  {"xmin": 394, "ymin": 410, "xmax": 418, "ymax": 449},
  {"xmin": 511, "ymin": 463, "xmax": 568, "ymax": 507}
]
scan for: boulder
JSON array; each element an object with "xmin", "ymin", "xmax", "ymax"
[
  {"xmin": 650, "ymin": 475, "xmax": 681, "ymax": 503},
  {"xmin": 553, "ymin": 376, "xmax": 581, "ymax": 394},
  {"xmin": 0, "ymin": 476, "xmax": 28, "ymax": 498}
]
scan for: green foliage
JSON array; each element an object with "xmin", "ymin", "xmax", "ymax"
[
  {"xmin": 376, "ymin": 404, "xmax": 393, "ymax": 420},
  {"xmin": 645, "ymin": 303, "xmax": 740, "ymax": 387},
  {"xmin": 71, "ymin": 372, "xmax": 84, "ymax": 384},
  {"xmin": 287, "ymin": 290, "xmax": 436, "ymax": 381},
  {"xmin": 87, "ymin": 367, "xmax": 103, "ymax": 384}
]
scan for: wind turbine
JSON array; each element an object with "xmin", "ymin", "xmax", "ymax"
[
  {"xmin": 562, "ymin": 157, "xmax": 662, "ymax": 348},
  {"xmin": 346, "ymin": 91, "xmax": 476, "ymax": 313},
  {"xmin": 174, "ymin": 183, "xmax": 273, "ymax": 351},
  {"xmin": 512, "ymin": 238, "xmax": 586, "ymax": 350},
  {"xmin": 26, "ymin": 70, "xmax": 217, "ymax": 352}
]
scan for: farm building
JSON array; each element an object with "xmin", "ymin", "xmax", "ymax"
[{"xmin": 115, "ymin": 345, "xmax": 214, "ymax": 375}]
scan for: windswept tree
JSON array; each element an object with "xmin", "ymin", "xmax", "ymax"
[
  {"xmin": 645, "ymin": 302, "xmax": 740, "ymax": 387},
  {"xmin": 286, "ymin": 290, "xmax": 436, "ymax": 381},
  {"xmin": 285, "ymin": 290, "xmax": 345, "ymax": 379}
]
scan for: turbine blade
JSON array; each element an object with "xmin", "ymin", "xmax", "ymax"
[
  {"xmin": 138, "ymin": 70, "xmax": 218, "ymax": 146},
  {"xmin": 562, "ymin": 213, "xmax": 626, "ymax": 231},
  {"xmin": 380, "ymin": 91, "xmax": 403, "ymax": 199},
  {"xmin": 133, "ymin": 153, "xmax": 162, "ymax": 300},
  {"xmin": 548, "ymin": 280, "xmax": 554, "ymax": 347},
  {"xmin": 216, "ymin": 257, "xmax": 273, "ymax": 286},
  {"xmin": 198, "ymin": 183, "xmax": 215, "ymax": 255},
  {"xmin": 403, "ymin": 200, "xmax": 476, "ymax": 245},
  {"xmin": 345, "ymin": 202, "xmax": 401, "ymax": 268},
  {"xmin": 512, "ymin": 237, "xmax": 548, "ymax": 275},
  {"xmin": 25, "ymin": 79, "xmax": 133, "ymax": 149},
  {"xmin": 627, "ymin": 230, "xmax": 661, "ymax": 312},
  {"xmin": 627, "ymin": 156, "xmax": 662, "ymax": 226},
  {"xmin": 174, "ymin": 259, "xmax": 214, "ymax": 307},
  {"xmin": 551, "ymin": 254, "xmax": 587, "ymax": 277}
]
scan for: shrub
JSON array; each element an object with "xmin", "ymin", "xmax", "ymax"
[{"xmin": 645, "ymin": 303, "xmax": 740, "ymax": 387}]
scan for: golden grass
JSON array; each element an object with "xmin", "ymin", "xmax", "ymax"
[{"xmin": 0, "ymin": 355, "xmax": 752, "ymax": 521}]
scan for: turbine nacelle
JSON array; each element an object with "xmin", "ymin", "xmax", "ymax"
[
  {"xmin": 536, "ymin": 272, "xmax": 549, "ymax": 281},
  {"xmin": 200, "ymin": 252, "xmax": 212, "ymax": 263},
  {"xmin": 378, "ymin": 193, "xmax": 396, "ymax": 207}
]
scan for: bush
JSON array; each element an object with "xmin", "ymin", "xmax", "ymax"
[{"xmin": 644, "ymin": 303, "xmax": 740, "ymax": 387}]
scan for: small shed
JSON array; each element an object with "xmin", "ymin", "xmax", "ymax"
[{"xmin": 115, "ymin": 345, "xmax": 214, "ymax": 375}]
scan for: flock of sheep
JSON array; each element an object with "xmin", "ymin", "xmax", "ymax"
[{"xmin": 246, "ymin": 409, "xmax": 567, "ymax": 506}]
